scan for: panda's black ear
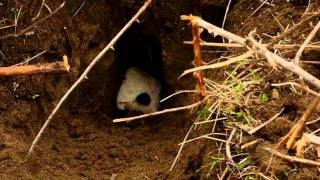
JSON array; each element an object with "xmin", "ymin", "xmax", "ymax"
[{"xmin": 136, "ymin": 93, "xmax": 151, "ymax": 106}]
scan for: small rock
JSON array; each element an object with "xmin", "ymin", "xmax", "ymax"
[{"xmin": 271, "ymin": 89, "xmax": 280, "ymax": 99}]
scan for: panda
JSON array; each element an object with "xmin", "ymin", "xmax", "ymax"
[
  {"xmin": 114, "ymin": 22, "xmax": 163, "ymax": 116},
  {"xmin": 116, "ymin": 67, "xmax": 161, "ymax": 114}
]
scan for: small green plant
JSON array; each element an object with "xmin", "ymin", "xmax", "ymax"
[
  {"xmin": 250, "ymin": 70, "xmax": 264, "ymax": 83},
  {"xmin": 196, "ymin": 106, "xmax": 211, "ymax": 120},
  {"xmin": 205, "ymin": 154, "xmax": 225, "ymax": 178},
  {"xmin": 230, "ymin": 110, "xmax": 255, "ymax": 126},
  {"xmin": 245, "ymin": 175, "xmax": 255, "ymax": 180},
  {"xmin": 260, "ymin": 93, "xmax": 269, "ymax": 103},
  {"xmin": 236, "ymin": 158, "xmax": 254, "ymax": 170},
  {"xmin": 231, "ymin": 111, "xmax": 244, "ymax": 119}
]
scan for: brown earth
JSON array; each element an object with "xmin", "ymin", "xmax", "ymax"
[{"xmin": 0, "ymin": 0, "xmax": 319, "ymax": 179}]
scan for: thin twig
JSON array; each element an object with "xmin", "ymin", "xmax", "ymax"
[
  {"xmin": 248, "ymin": 108, "xmax": 284, "ymax": 135},
  {"xmin": 26, "ymin": 0, "xmax": 153, "ymax": 159},
  {"xmin": 0, "ymin": 24, "xmax": 15, "ymax": 30},
  {"xmin": 160, "ymin": 90, "xmax": 200, "ymax": 103},
  {"xmin": 44, "ymin": 3, "xmax": 52, "ymax": 13},
  {"xmin": 0, "ymin": 7, "xmax": 22, "ymax": 31},
  {"xmin": 72, "ymin": 0, "xmax": 87, "ymax": 17},
  {"xmin": 306, "ymin": 117, "xmax": 320, "ymax": 125},
  {"xmin": 294, "ymin": 21, "xmax": 320, "ymax": 64},
  {"xmin": 179, "ymin": 51, "xmax": 253, "ymax": 78},
  {"xmin": 183, "ymin": 41, "xmax": 320, "ymax": 51},
  {"xmin": 177, "ymin": 133, "xmax": 229, "ymax": 146},
  {"xmin": 272, "ymin": 82, "xmax": 320, "ymax": 97},
  {"xmin": 11, "ymin": 50, "xmax": 47, "ymax": 67},
  {"xmin": 303, "ymin": 0, "xmax": 312, "ymax": 15},
  {"xmin": 32, "ymin": 0, "xmax": 45, "ymax": 21},
  {"xmin": 222, "ymin": 0, "xmax": 232, "ymax": 43},
  {"xmin": 0, "ymin": 2, "xmax": 65, "ymax": 40},
  {"xmin": 246, "ymin": 0, "xmax": 268, "ymax": 21},
  {"xmin": 113, "ymin": 101, "xmax": 203, "ymax": 123},
  {"xmin": 226, "ymin": 128, "xmax": 236, "ymax": 164},
  {"xmin": 241, "ymin": 139, "xmax": 264, "ymax": 149},
  {"xmin": 301, "ymin": 60, "xmax": 320, "ymax": 65},
  {"xmin": 269, "ymin": 11, "xmax": 320, "ymax": 47},
  {"xmin": 170, "ymin": 123, "xmax": 195, "ymax": 171},
  {"xmin": 263, "ymin": 147, "xmax": 320, "ymax": 166}
]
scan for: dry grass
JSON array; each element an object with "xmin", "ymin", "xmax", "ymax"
[{"xmin": 175, "ymin": 8, "xmax": 320, "ymax": 178}]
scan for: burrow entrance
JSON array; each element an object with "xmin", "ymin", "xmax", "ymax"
[{"xmin": 110, "ymin": 22, "xmax": 165, "ymax": 118}]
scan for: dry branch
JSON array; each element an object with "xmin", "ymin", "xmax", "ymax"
[
  {"xmin": 11, "ymin": 50, "xmax": 47, "ymax": 67},
  {"xmin": 272, "ymin": 82, "xmax": 320, "ymax": 97},
  {"xmin": 301, "ymin": 60, "xmax": 320, "ymax": 65},
  {"xmin": 241, "ymin": 139, "xmax": 263, "ymax": 149},
  {"xmin": 248, "ymin": 108, "xmax": 284, "ymax": 135},
  {"xmin": 113, "ymin": 101, "xmax": 203, "ymax": 123},
  {"xmin": 263, "ymin": 147, "xmax": 320, "ymax": 166},
  {"xmin": 294, "ymin": 21, "xmax": 320, "ymax": 64},
  {"xmin": 0, "ymin": 55, "xmax": 69, "ymax": 76},
  {"xmin": 226, "ymin": 128, "xmax": 236, "ymax": 164},
  {"xmin": 26, "ymin": 0, "xmax": 153, "ymax": 159},
  {"xmin": 180, "ymin": 15, "xmax": 320, "ymax": 90},
  {"xmin": 0, "ymin": 2, "xmax": 65, "ymax": 40},
  {"xmin": 183, "ymin": 41, "xmax": 320, "ymax": 51}
]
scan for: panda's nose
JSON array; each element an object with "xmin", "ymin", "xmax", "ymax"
[{"xmin": 136, "ymin": 93, "xmax": 151, "ymax": 106}]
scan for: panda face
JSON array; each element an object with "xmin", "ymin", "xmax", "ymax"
[{"xmin": 116, "ymin": 67, "xmax": 161, "ymax": 114}]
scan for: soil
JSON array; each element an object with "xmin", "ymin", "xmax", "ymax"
[{"xmin": 0, "ymin": 0, "xmax": 319, "ymax": 179}]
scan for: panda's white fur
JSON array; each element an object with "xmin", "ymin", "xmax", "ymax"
[{"xmin": 116, "ymin": 67, "xmax": 161, "ymax": 113}]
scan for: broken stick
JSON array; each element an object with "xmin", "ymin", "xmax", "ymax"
[{"xmin": 0, "ymin": 55, "xmax": 69, "ymax": 76}]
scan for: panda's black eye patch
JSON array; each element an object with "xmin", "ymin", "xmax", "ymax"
[{"xmin": 136, "ymin": 93, "xmax": 151, "ymax": 106}]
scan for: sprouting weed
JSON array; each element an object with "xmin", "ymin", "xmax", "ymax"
[
  {"xmin": 196, "ymin": 106, "xmax": 211, "ymax": 120},
  {"xmin": 231, "ymin": 111, "xmax": 244, "ymax": 119},
  {"xmin": 234, "ymin": 83, "xmax": 244, "ymax": 94},
  {"xmin": 260, "ymin": 93, "xmax": 269, "ymax": 103},
  {"xmin": 245, "ymin": 175, "xmax": 255, "ymax": 180},
  {"xmin": 206, "ymin": 154, "xmax": 225, "ymax": 178},
  {"xmin": 236, "ymin": 158, "xmax": 254, "ymax": 170},
  {"xmin": 243, "ymin": 113, "xmax": 254, "ymax": 127},
  {"xmin": 250, "ymin": 70, "xmax": 264, "ymax": 83}
]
